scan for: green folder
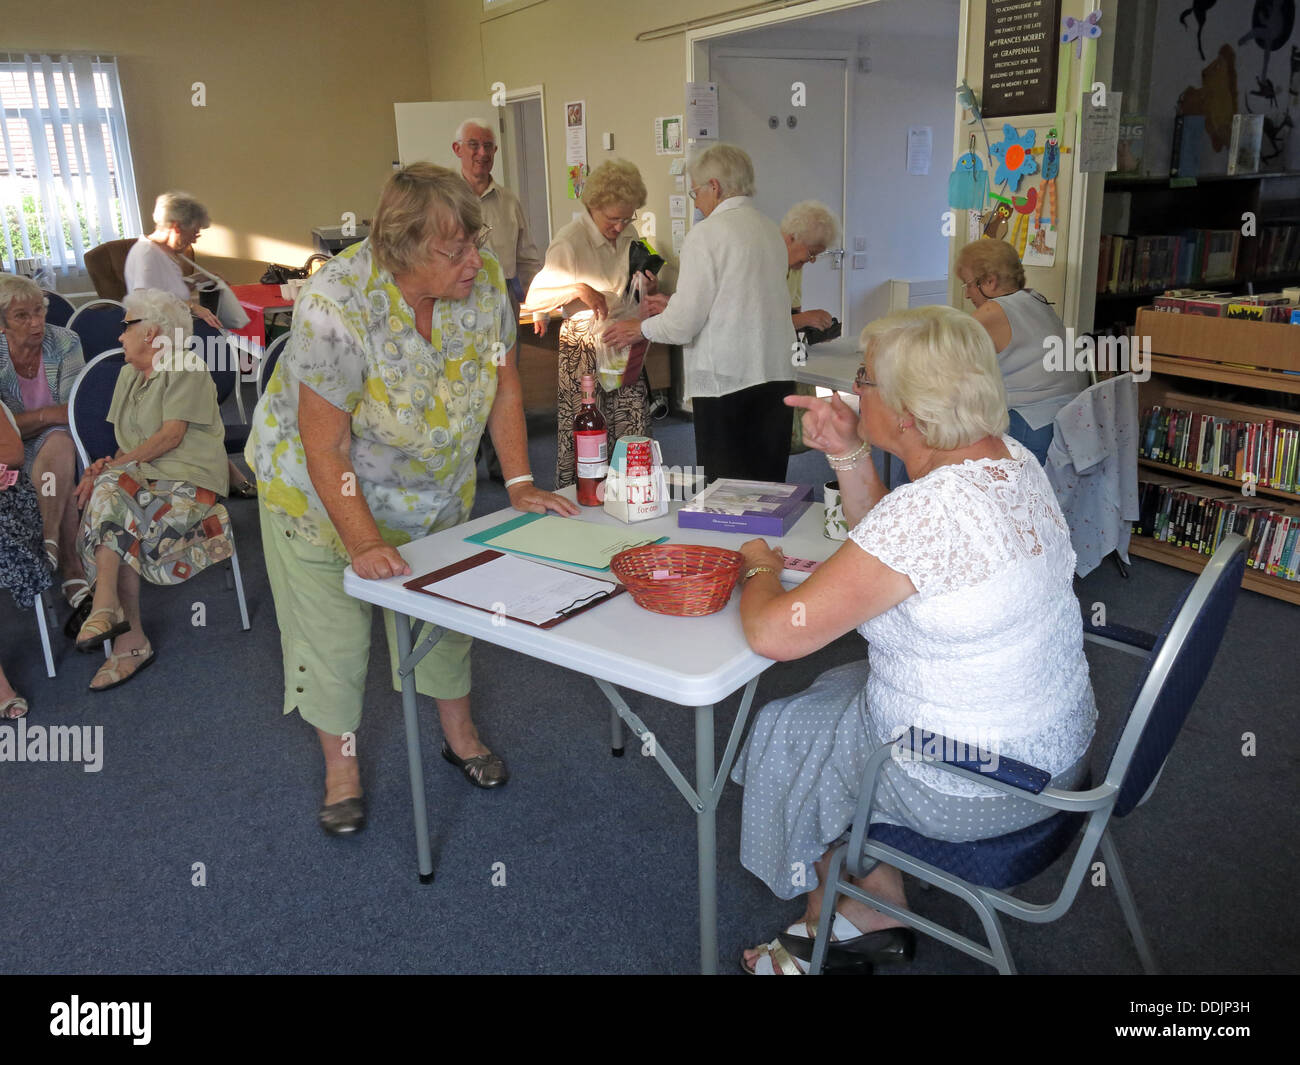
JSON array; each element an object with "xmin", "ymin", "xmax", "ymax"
[{"xmin": 464, "ymin": 513, "xmax": 667, "ymax": 571}]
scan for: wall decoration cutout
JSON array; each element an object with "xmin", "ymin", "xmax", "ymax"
[
  {"xmin": 948, "ymin": 142, "xmax": 989, "ymax": 209},
  {"xmin": 1178, "ymin": 44, "xmax": 1240, "ymax": 152},
  {"xmin": 1061, "ymin": 11, "xmax": 1103, "ymax": 60},
  {"xmin": 1180, "ymin": 1, "xmax": 1222, "ymax": 62},
  {"xmin": 989, "ymin": 125, "xmax": 1039, "ymax": 191},
  {"xmin": 981, "ymin": 201, "xmax": 1013, "ymax": 240}
]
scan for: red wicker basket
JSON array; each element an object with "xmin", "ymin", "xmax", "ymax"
[{"xmin": 610, "ymin": 544, "xmax": 744, "ymax": 616}]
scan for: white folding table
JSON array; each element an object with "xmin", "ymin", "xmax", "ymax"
[{"xmin": 342, "ymin": 490, "xmax": 838, "ymax": 974}]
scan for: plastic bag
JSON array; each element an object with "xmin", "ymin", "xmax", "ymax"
[{"xmin": 592, "ymin": 292, "xmax": 640, "ymax": 391}]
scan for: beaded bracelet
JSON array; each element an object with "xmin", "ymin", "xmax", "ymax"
[{"xmin": 827, "ymin": 440, "xmax": 869, "ymax": 471}]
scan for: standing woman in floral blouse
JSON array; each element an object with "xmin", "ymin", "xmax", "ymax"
[{"xmin": 246, "ymin": 164, "xmax": 576, "ymax": 835}]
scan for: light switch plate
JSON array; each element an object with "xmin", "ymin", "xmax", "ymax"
[
  {"xmin": 854, "ymin": 237, "xmax": 866, "ymax": 252},
  {"xmin": 602, "ymin": 132, "xmax": 614, "ymax": 150},
  {"xmin": 852, "ymin": 254, "xmax": 867, "ymax": 270}
]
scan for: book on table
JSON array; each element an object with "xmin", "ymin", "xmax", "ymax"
[{"xmin": 677, "ymin": 479, "xmax": 813, "ymax": 536}]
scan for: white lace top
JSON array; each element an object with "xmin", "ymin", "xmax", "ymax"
[{"xmin": 851, "ymin": 436, "xmax": 1097, "ymax": 797}]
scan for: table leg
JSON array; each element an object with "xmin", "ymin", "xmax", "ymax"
[
  {"xmin": 610, "ymin": 705, "xmax": 624, "ymax": 757},
  {"xmin": 695, "ymin": 703, "xmax": 717, "ymax": 975},
  {"xmin": 393, "ymin": 613, "xmax": 434, "ymax": 884}
]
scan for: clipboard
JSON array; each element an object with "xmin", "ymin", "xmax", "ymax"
[{"xmin": 402, "ymin": 549, "xmax": 626, "ymax": 628}]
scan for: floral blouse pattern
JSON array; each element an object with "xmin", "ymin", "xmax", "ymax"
[{"xmin": 246, "ymin": 238, "xmax": 516, "ymax": 556}]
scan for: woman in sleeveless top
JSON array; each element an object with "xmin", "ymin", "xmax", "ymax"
[{"xmin": 955, "ymin": 240, "xmax": 1088, "ymax": 464}]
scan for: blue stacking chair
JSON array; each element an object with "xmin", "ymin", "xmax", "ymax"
[
  {"xmin": 810, "ymin": 534, "xmax": 1249, "ymax": 975},
  {"xmin": 190, "ymin": 317, "xmax": 252, "ymax": 452},
  {"xmin": 43, "ymin": 290, "xmax": 75, "ymax": 327},
  {"xmin": 67, "ymin": 299, "xmax": 126, "ymax": 358},
  {"xmin": 67, "ymin": 349, "xmax": 251, "ymax": 632},
  {"xmin": 256, "ymin": 332, "xmax": 289, "ymax": 398}
]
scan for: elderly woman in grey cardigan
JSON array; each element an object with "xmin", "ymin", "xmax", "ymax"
[{"xmin": 0, "ymin": 272, "xmax": 89, "ymax": 632}]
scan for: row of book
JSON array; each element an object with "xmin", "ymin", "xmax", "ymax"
[
  {"xmin": 1140, "ymin": 405, "xmax": 1300, "ymax": 493},
  {"xmin": 1098, "ymin": 231, "xmax": 1241, "ymax": 296},
  {"xmin": 1134, "ymin": 475, "xmax": 1300, "ymax": 580},
  {"xmin": 1149, "ymin": 288, "xmax": 1299, "ymax": 320}
]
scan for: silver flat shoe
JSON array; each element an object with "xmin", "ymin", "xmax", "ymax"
[
  {"xmin": 318, "ymin": 795, "xmax": 366, "ymax": 835},
  {"xmin": 441, "ymin": 742, "xmax": 509, "ymax": 789}
]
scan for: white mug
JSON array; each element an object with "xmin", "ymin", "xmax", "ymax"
[{"xmin": 823, "ymin": 480, "xmax": 848, "ymax": 540}]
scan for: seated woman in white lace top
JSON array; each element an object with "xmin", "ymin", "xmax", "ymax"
[{"xmin": 731, "ymin": 306, "xmax": 1096, "ymax": 975}]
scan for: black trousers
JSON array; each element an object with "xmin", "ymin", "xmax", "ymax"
[{"xmin": 692, "ymin": 380, "xmax": 795, "ymax": 484}]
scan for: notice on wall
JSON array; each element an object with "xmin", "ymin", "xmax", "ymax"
[
  {"xmin": 565, "ymin": 100, "xmax": 587, "ymax": 166},
  {"xmin": 668, "ymin": 195, "xmax": 687, "ymax": 219},
  {"xmin": 655, "ymin": 115, "xmax": 684, "ymax": 155},
  {"xmin": 686, "ymin": 82, "xmax": 719, "ymax": 140},
  {"xmin": 906, "ymin": 126, "xmax": 933, "ymax": 175},
  {"xmin": 1080, "ymin": 91, "xmax": 1121, "ymax": 172},
  {"xmin": 671, "ymin": 218, "xmax": 686, "ymax": 255},
  {"xmin": 982, "ymin": 0, "xmax": 1062, "ymax": 118}
]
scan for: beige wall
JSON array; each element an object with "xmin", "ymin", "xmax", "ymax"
[
  {"xmin": 8, "ymin": 0, "xmax": 432, "ymax": 285},
  {"xmin": 425, "ymin": 0, "xmax": 750, "ymax": 271}
]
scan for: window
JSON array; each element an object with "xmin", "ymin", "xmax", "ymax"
[{"xmin": 0, "ymin": 53, "xmax": 142, "ymax": 276}]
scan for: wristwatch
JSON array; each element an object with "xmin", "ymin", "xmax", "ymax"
[{"xmin": 742, "ymin": 565, "xmax": 778, "ymax": 581}]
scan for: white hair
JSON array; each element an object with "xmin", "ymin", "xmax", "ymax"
[
  {"xmin": 861, "ymin": 306, "xmax": 1010, "ymax": 451},
  {"xmin": 687, "ymin": 143, "xmax": 756, "ymax": 199},
  {"xmin": 152, "ymin": 191, "xmax": 210, "ymax": 230},
  {"xmin": 124, "ymin": 288, "xmax": 193, "ymax": 344},
  {"xmin": 781, "ymin": 201, "xmax": 839, "ymax": 251},
  {"xmin": 454, "ymin": 118, "xmax": 495, "ymax": 145},
  {"xmin": 0, "ymin": 272, "xmax": 45, "ymax": 326}
]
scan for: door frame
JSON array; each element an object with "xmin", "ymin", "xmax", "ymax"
[{"xmin": 503, "ymin": 84, "xmax": 553, "ymax": 247}]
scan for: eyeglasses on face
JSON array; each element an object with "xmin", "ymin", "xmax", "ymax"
[
  {"xmin": 854, "ymin": 362, "xmax": 876, "ymax": 390},
  {"xmin": 431, "ymin": 226, "xmax": 493, "ymax": 264},
  {"xmin": 123, "ymin": 318, "xmax": 143, "ymax": 328},
  {"xmin": 463, "ymin": 140, "xmax": 497, "ymax": 153},
  {"xmin": 687, "ymin": 184, "xmax": 710, "ymax": 201},
  {"xmin": 596, "ymin": 209, "xmax": 636, "ymax": 227}
]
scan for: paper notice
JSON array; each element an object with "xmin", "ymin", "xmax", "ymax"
[
  {"xmin": 1080, "ymin": 91, "xmax": 1121, "ymax": 172},
  {"xmin": 686, "ymin": 81, "xmax": 719, "ymax": 140},
  {"xmin": 907, "ymin": 126, "xmax": 932, "ymax": 176}
]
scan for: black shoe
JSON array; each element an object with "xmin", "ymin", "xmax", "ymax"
[
  {"xmin": 318, "ymin": 795, "xmax": 366, "ymax": 835},
  {"xmin": 441, "ymin": 742, "xmax": 509, "ymax": 789},
  {"xmin": 778, "ymin": 924, "xmax": 916, "ymax": 968},
  {"xmin": 229, "ymin": 479, "xmax": 258, "ymax": 499}
]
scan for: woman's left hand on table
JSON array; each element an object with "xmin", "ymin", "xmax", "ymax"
[
  {"xmin": 508, "ymin": 482, "xmax": 581, "ymax": 517},
  {"xmin": 740, "ymin": 538, "xmax": 784, "ymax": 572}
]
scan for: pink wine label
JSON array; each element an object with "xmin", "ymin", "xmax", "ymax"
[{"xmin": 575, "ymin": 431, "xmax": 608, "ymax": 479}]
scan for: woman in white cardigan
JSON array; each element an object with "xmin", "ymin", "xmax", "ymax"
[{"xmin": 604, "ymin": 144, "xmax": 796, "ymax": 483}]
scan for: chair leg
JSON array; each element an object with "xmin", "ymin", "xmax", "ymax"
[
  {"xmin": 809, "ymin": 845, "xmax": 848, "ymax": 975},
  {"xmin": 228, "ymin": 541, "xmax": 251, "ymax": 631},
  {"xmin": 234, "ymin": 376, "xmax": 247, "ymax": 424},
  {"xmin": 1100, "ymin": 830, "xmax": 1159, "ymax": 974},
  {"xmin": 972, "ymin": 897, "xmax": 1016, "ymax": 975},
  {"xmin": 34, "ymin": 595, "xmax": 56, "ymax": 678}
]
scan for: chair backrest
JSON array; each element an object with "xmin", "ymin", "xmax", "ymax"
[
  {"xmin": 1104, "ymin": 534, "xmax": 1249, "ymax": 817},
  {"xmin": 84, "ymin": 238, "xmax": 136, "ymax": 301},
  {"xmin": 67, "ymin": 299, "xmax": 127, "ymax": 358},
  {"xmin": 43, "ymin": 290, "xmax": 75, "ymax": 327},
  {"xmin": 68, "ymin": 349, "xmax": 126, "ymax": 466},
  {"xmin": 257, "ymin": 332, "xmax": 289, "ymax": 397},
  {"xmin": 190, "ymin": 317, "xmax": 236, "ymax": 405}
]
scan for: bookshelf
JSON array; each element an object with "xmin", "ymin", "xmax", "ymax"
[
  {"xmin": 1133, "ymin": 308, "xmax": 1300, "ymax": 606},
  {"xmin": 1097, "ymin": 172, "xmax": 1300, "ymax": 334}
]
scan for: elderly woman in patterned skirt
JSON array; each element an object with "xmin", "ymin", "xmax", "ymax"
[
  {"xmin": 72, "ymin": 289, "xmax": 233, "ymax": 691},
  {"xmin": 246, "ymin": 163, "xmax": 575, "ymax": 836},
  {"xmin": 524, "ymin": 160, "xmax": 656, "ymax": 489},
  {"xmin": 0, "ymin": 273, "xmax": 90, "ymax": 635},
  {"xmin": 1, "ymin": 399, "xmax": 53, "ymax": 718}
]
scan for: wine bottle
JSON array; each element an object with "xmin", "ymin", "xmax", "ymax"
[{"xmin": 574, "ymin": 373, "xmax": 608, "ymax": 507}]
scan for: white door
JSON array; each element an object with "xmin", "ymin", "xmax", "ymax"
[
  {"xmin": 502, "ymin": 96, "xmax": 551, "ymax": 250},
  {"xmin": 393, "ymin": 100, "xmax": 505, "ymax": 175},
  {"xmin": 710, "ymin": 54, "xmax": 846, "ymax": 321}
]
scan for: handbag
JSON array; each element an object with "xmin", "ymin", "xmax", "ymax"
[
  {"xmin": 177, "ymin": 252, "xmax": 251, "ymax": 329},
  {"xmin": 260, "ymin": 253, "xmax": 331, "ymax": 286}
]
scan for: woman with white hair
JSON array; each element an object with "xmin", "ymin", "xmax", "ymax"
[
  {"xmin": 71, "ymin": 289, "xmax": 232, "ymax": 691},
  {"xmin": 604, "ymin": 144, "xmax": 796, "ymax": 483},
  {"xmin": 125, "ymin": 190, "xmax": 255, "ymax": 496},
  {"xmin": 524, "ymin": 159, "xmax": 655, "ymax": 489},
  {"xmin": 0, "ymin": 272, "xmax": 90, "ymax": 633},
  {"xmin": 780, "ymin": 200, "xmax": 839, "ymax": 332},
  {"xmin": 730, "ymin": 306, "xmax": 1096, "ymax": 974},
  {"xmin": 124, "ymin": 191, "xmax": 223, "ymax": 331}
]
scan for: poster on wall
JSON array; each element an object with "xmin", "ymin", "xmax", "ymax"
[
  {"xmin": 565, "ymin": 100, "xmax": 587, "ymax": 200},
  {"xmin": 982, "ymin": 0, "xmax": 1062, "ymax": 118},
  {"xmin": 655, "ymin": 115, "xmax": 684, "ymax": 155},
  {"xmin": 686, "ymin": 82, "xmax": 718, "ymax": 140}
]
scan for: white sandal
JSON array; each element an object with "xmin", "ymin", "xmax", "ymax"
[{"xmin": 43, "ymin": 538, "xmax": 58, "ymax": 571}]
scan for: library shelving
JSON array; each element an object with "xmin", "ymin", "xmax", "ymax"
[{"xmin": 1133, "ymin": 308, "xmax": 1300, "ymax": 605}]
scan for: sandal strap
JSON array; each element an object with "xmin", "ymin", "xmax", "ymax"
[{"xmin": 754, "ymin": 940, "xmax": 805, "ymax": 976}]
